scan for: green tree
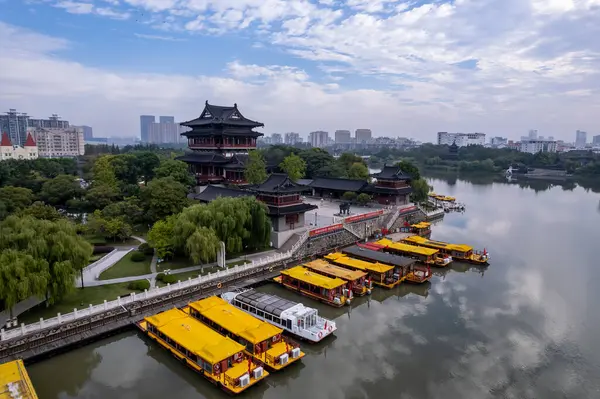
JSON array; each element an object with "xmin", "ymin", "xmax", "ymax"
[
  {"xmin": 87, "ymin": 210, "xmax": 132, "ymax": 242},
  {"xmin": 245, "ymin": 151, "xmax": 268, "ymax": 184},
  {"xmin": 18, "ymin": 201, "xmax": 63, "ymax": 221},
  {"xmin": 298, "ymin": 148, "xmax": 338, "ymax": 178},
  {"xmin": 0, "ymin": 216, "xmax": 93, "ymax": 302},
  {"xmin": 40, "ymin": 174, "xmax": 82, "ymax": 206},
  {"xmin": 396, "ymin": 160, "xmax": 421, "ymax": 180},
  {"xmin": 410, "ymin": 178, "xmax": 432, "ymax": 203},
  {"xmin": 135, "ymin": 151, "xmax": 161, "ymax": 184},
  {"xmin": 0, "ymin": 186, "xmax": 34, "ymax": 217},
  {"xmin": 347, "ymin": 162, "xmax": 369, "ymax": 180},
  {"xmin": 279, "ymin": 154, "xmax": 306, "ymax": 182},
  {"xmin": 0, "ymin": 250, "xmax": 49, "ymax": 317},
  {"xmin": 102, "ymin": 197, "xmax": 144, "ymax": 226},
  {"xmin": 84, "ymin": 183, "xmax": 121, "ymax": 211},
  {"xmin": 342, "ymin": 191, "xmax": 357, "ymax": 201},
  {"xmin": 141, "ymin": 176, "xmax": 188, "ymax": 223},
  {"xmin": 92, "ymin": 156, "xmax": 119, "ymax": 189},
  {"xmin": 148, "ymin": 216, "xmax": 176, "ymax": 259},
  {"xmin": 154, "ymin": 159, "xmax": 194, "ymax": 186},
  {"xmin": 337, "ymin": 153, "xmax": 366, "ymax": 175},
  {"xmin": 356, "ymin": 193, "xmax": 371, "ymax": 205},
  {"xmin": 110, "ymin": 154, "xmax": 141, "ymax": 185},
  {"xmin": 185, "ymin": 227, "xmax": 221, "ymax": 264}
]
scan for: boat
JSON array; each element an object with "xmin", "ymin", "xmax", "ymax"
[
  {"xmin": 221, "ymin": 289, "xmax": 336, "ymax": 343},
  {"xmin": 0, "ymin": 359, "xmax": 39, "ymax": 399},
  {"xmin": 376, "ymin": 238, "xmax": 453, "ymax": 267},
  {"xmin": 274, "ymin": 265, "xmax": 351, "ymax": 307},
  {"xmin": 186, "ymin": 296, "xmax": 305, "ymax": 371},
  {"xmin": 411, "ymin": 222, "xmax": 431, "ymax": 237},
  {"xmin": 345, "ymin": 244, "xmax": 432, "ymax": 284},
  {"xmin": 137, "ymin": 308, "xmax": 268, "ymax": 394},
  {"xmin": 324, "ymin": 252, "xmax": 403, "ymax": 289},
  {"xmin": 429, "ymin": 193, "xmax": 456, "ymax": 202},
  {"xmin": 304, "ymin": 259, "xmax": 372, "ymax": 296},
  {"xmin": 400, "ymin": 235, "xmax": 490, "ymax": 265}
]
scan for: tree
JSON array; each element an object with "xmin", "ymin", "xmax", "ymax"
[
  {"xmin": 18, "ymin": 201, "xmax": 63, "ymax": 221},
  {"xmin": 40, "ymin": 175, "xmax": 82, "ymax": 206},
  {"xmin": 148, "ymin": 216, "xmax": 176, "ymax": 259},
  {"xmin": 298, "ymin": 148, "xmax": 338, "ymax": 178},
  {"xmin": 396, "ymin": 160, "xmax": 421, "ymax": 180},
  {"xmin": 0, "ymin": 186, "xmax": 34, "ymax": 217},
  {"xmin": 135, "ymin": 151, "xmax": 161, "ymax": 184},
  {"xmin": 84, "ymin": 183, "xmax": 121, "ymax": 211},
  {"xmin": 0, "ymin": 216, "xmax": 93, "ymax": 302},
  {"xmin": 337, "ymin": 153, "xmax": 366, "ymax": 175},
  {"xmin": 347, "ymin": 162, "xmax": 369, "ymax": 180},
  {"xmin": 185, "ymin": 227, "xmax": 221, "ymax": 264},
  {"xmin": 343, "ymin": 191, "xmax": 357, "ymax": 201},
  {"xmin": 356, "ymin": 193, "xmax": 371, "ymax": 205},
  {"xmin": 141, "ymin": 176, "xmax": 189, "ymax": 223},
  {"xmin": 0, "ymin": 250, "xmax": 49, "ymax": 317},
  {"xmin": 154, "ymin": 159, "xmax": 194, "ymax": 186},
  {"xmin": 245, "ymin": 151, "xmax": 268, "ymax": 184},
  {"xmin": 102, "ymin": 197, "xmax": 144, "ymax": 226},
  {"xmin": 110, "ymin": 154, "xmax": 141, "ymax": 185},
  {"xmin": 87, "ymin": 210, "xmax": 132, "ymax": 242},
  {"xmin": 410, "ymin": 178, "xmax": 432, "ymax": 203},
  {"xmin": 92, "ymin": 156, "xmax": 119, "ymax": 189},
  {"xmin": 279, "ymin": 154, "xmax": 306, "ymax": 182}
]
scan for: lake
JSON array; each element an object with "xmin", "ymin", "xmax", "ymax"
[{"xmin": 28, "ymin": 174, "xmax": 600, "ymax": 398}]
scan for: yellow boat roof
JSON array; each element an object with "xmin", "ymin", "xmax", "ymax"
[
  {"xmin": 411, "ymin": 222, "xmax": 430, "ymax": 228},
  {"xmin": 145, "ymin": 308, "xmax": 244, "ymax": 364},
  {"xmin": 281, "ymin": 265, "xmax": 347, "ymax": 289},
  {"xmin": 324, "ymin": 253, "xmax": 394, "ymax": 274},
  {"xmin": 402, "ymin": 235, "xmax": 473, "ymax": 252},
  {"xmin": 0, "ymin": 359, "xmax": 39, "ymax": 399},
  {"xmin": 304, "ymin": 259, "xmax": 367, "ymax": 281},
  {"xmin": 376, "ymin": 238, "xmax": 439, "ymax": 256},
  {"xmin": 189, "ymin": 296, "xmax": 282, "ymax": 344}
]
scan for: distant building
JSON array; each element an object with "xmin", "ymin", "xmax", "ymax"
[
  {"xmin": 593, "ymin": 135, "xmax": 600, "ymax": 146},
  {"xmin": 335, "ymin": 130, "xmax": 352, "ymax": 144},
  {"xmin": 32, "ymin": 127, "xmax": 85, "ymax": 158},
  {"xmin": 519, "ymin": 139, "xmax": 557, "ymax": 154},
  {"xmin": 159, "ymin": 116, "xmax": 175, "ymax": 124},
  {"xmin": 0, "ymin": 109, "xmax": 30, "ymax": 146},
  {"xmin": 86, "ymin": 137, "xmax": 109, "ymax": 145},
  {"xmin": 1, "ymin": 132, "xmax": 38, "ymax": 161},
  {"xmin": 309, "ymin": 131, "xmax": 329, "ymax": 148},
  {"xmin": 284, "ymin": 132, "xmax": 302, "ymax": 145},
  {"xmin": 437, "ymin": 132, "xmax": 485, "ymax": 147},
  {"xmin": 149, "ymin": 122, "xmax": 179, "ymax": 144},
  {"xmin": 140, "ymin": 115, "xmax": 155, "ymax": 143},
  {"xmin": 528, "ymin": 129, "xmax": 538, "ymax": 139},
  {"xmin": 355, "ymin": 129, "xmax": 372, "ymax": 143},
  {"xmin": 271, "ymin": 133, "xmax": 283, "ymax": 144},
  {"xmin": 29, "ymin": 114, "xmax": 69, "ymax": 130},
  {"xmin": 490, "ymin": 136, "xmax": 508, "ymax": 147},
  {"xmin": 78, "ymin": 125, "xmax": 93, "ymax": 140},
  {"xmin": 575, "ymin": 130, "xmax": 587, "ymax": 148}
]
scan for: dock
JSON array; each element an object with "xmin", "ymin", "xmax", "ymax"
[{"xmin": 0, "ymin": 359, "xmax": 38, "ymax": 398}]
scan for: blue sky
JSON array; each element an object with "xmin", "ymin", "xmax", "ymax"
[{"xmin": 0, "ymin": 0, "xmax": 599, "ymax": 140}]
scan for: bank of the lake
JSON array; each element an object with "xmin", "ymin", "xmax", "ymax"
[{"xmin": 27, "ymin": 175, "xmax": 600, "ymax": 399}]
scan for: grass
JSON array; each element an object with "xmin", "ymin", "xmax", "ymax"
[
  {"xmin": 157, "ymin": 256, "xmax": 194, "ymax": 271},
  {"xmin": 87, "ymin": 253, "xmax": 108, "ymax": 264},
  {"xmin": 98, "ymin": 251, "xmax": 152, "ymax": 280},
  {"xmin": 155, "ymin": 261, "xmax": 243, "ymax": 287},
  {"xmin": 17, "ymin": 281, "xmax": 147, "ymax": 324}
]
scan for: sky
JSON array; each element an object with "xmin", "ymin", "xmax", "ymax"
[{"xmin": 0, "ymin": 0, "xmax": 599, "ymax": 141}]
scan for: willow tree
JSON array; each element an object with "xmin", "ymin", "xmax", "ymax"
[
  {"xmin": 0, "ymin": 250, "xmax": 49, "ymax": 317},
  {"xmin": 0, "ymin": 215, "xmax": 93, "ymax": 302}
]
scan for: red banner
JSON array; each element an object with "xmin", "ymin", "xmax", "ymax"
[
  {"xmin": 398, "ymin": 206, "xmax": 417, "ymax": 214},
  {"xmin": 344, "ymin": 210, "xmax": 384, "ymax": 224},
  {"xmin": 309, "ymin": 224, "xmax": 344, "ymax": 237}
]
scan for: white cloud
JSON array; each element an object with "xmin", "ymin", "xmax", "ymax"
[
  {"xmin": 133, "ymin": 32, "xmax": 186, "ymax": 41},
  {"xmin": 54, "ymin": 1, "xmax": 94, "ymax": 14}
]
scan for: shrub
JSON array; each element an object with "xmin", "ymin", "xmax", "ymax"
[
  {"xmin": 138, "ymin": 242, "xmax": 154, "ymax": 256},
  {"xmin": 356, "ymin": 193, "xmax": 371, "ymax": 205},
  {"xmin": 128, "ymin": 280, "xmax": 150, "ymax": 291},
  {"xmin": 92, "ymin": 245, "xmax": 115, "ymax": 255},
  {"xmin": 157, "ymin": 273, "xmax": 177, "ymax": 284},
  {"xmin": 342, "ymin": 191, "xmax": 357, "ymax": 201},
  {"xmin": 130, "ymin": 251, "xmax": 146, "ymax": 262},
  {"xmin": 156, "ymin": 272, "xmax": 165, "ymax": 281}
]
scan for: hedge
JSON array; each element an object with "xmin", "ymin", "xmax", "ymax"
[
  {"xmin": 128, "ymin": 280, "xmax": 150, "ymax": 291},
  {"xmin": 92, "ymin": 246, "xmax": 115, "ymax": 255},
  {"xmin": 130, "ymin": 251, "xmax": 146, "ymax": 262},
  {"xmin": 138, "ymin": 243, "xmax": 154, "ymax": 256},
  {"xmin": 157, "ymin": 273, "xmax": 177, "ymax": 284}
]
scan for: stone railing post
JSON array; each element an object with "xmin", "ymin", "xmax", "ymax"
[
  {"xmin": 118, "ymin": 297, "xmax": 121, "ymax": 306},
  {"xmin": 74, "ymin": 308, "xmax": 78, "ymax": 318},
  {"xmin": 21, "ymin": 323, "xmax": 26, "ymax": 336},
  {"xmin": 58, "ymin": 313, "xmax": 62, "ymax": 323},
  {"xmin": 103, "ymin": 300, "xmax": 108, "ymax": 311},
  {"xmin": 144, "ymin": 289, "xmax": 148, "ymax": 299},
  {"xmin": 131, "ymin": 292, "xmax": 136, "ymax": 301},
  {"xmin": 39, "ymin": 318, "xmax": 44, "ymax": 329},
  {"xmin": 1, "ymin": 328, "xmax": 4, "ymax": 341},
  {"xmin": 178, "ymin": 280, "xmax": 182, "ymax": 289},
  {"xmin": 89, "ymin": 304, "xmax": 93, "ymax": 314},
  {"xmin": 167, "ymin": 283, "xmax": 171, "ymax": 292}
]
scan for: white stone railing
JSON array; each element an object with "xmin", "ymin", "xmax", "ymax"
[
  {"xmin": 418, "ymin": 205, "xmax": 444, "ymax": 218},
  {"xmin": 82, "ymin": 248, "xmax": 118, "ymax": 273},
  {"xmin": 386, "ymin": 207, "xmax": 401, "ymax": 230},
  {"xmin": 0, "ymin": 251, "xmax": 294, "ymax": 342},
  {"xmin": 290, "ymin": 230, "xmax": 309, "ymax": 254}
]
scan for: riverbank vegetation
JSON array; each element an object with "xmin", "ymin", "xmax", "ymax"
[{"xmin": 98, "ymin": 251, "xmax": 152, "ymax": 280}]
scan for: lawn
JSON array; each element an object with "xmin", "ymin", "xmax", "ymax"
[
  {"xmin": 157, "ymin": 256, "xmax": 194, "ymax": 271},
  {"xmin": 155, "ymin": 261, "xmax": 243, "ymax": 287},
  {"xmin": 98, "ymin": 251, "xmax": 152, "ymax": 280},
  {"xmin": 17, "ymin": 282, "xmax": 147, "ymax": 324}
]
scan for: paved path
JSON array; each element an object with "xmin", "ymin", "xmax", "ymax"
[{"xmin": 78, "ymin": 249, "xmax": 133, "ymax": 288}]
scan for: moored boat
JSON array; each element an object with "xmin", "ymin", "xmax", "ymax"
[
  {"xmin": 411, "ymin": 222, "xmax": 431, "ymax": 237},
  {"xmin": 304, "ymin": 259, "xmax": 372, "ymax": 296},
  {"xmin": 346, "ymin": 244, "xmax": 431, "ymax": 284},
  {"xmin": 137, "ymin": 308, "xmax": 268, "ymax": 394},
  {"xmin": 0, "ymin": 359, "xmax": 39, "ymax": 399},
  {"xmin": 324, "ymin": 252, "xmax": 402, "ymax": 289},
  {"xmin": 275, "ymin": 265, "xmax": 351, "ymax": 307},
  {"xmin": 221, "ymin": 289, "xmax": 336, "ymax": 343},
  {"xmin": 401, "ymin": 235, "xmax": 490, "ymax": 265},
  {"xmin": 376, "ymin": 238, "xmax": 452, "ymax": 267}
]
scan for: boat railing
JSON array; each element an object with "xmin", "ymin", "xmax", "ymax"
[{"xmin": 282, "ymin": 335, "xmax": 301, "ymax": 349}]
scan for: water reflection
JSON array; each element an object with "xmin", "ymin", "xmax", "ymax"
[{"xmin": 28, "ymin": 175, "xmax": 600, "ymax": 399}]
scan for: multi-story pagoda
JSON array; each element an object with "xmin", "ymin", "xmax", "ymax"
[
  {"xmin": 177, "ymin": 101, "xmax": 264, "ymax": 185},
  {"xmin": 368, "ymin": 165, "xmax": 413, "ymax": 205},
  {"xmin": 254, "ymin": 174, "xmax": 318, "ymax": 247}
]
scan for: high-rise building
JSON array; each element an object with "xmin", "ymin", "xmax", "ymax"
[
  {"xmin": 77, "ymin": 125, "xmax": 93, "ymax": 140},
  {"xmin": 0, "ymin": 109, "xmax": 30, "ymax": 146},
  {"xmin": 140, "ymin": 115, "xmax": 155, "ymax": 143},
  {"xmin": 528, "ymin": 129, "xmax": 538, "ymax": 139},
  {"xmin": 593, "ymin": 135, "xmax": 600, "ymax": 146},
  {"xmin": 309, "ymin": 131, "xmax": 329, "ymax": 148},
  {"xmin": 31, "ymin": 127, "xmax": 85, "ymax": 158},
  {"xmin": 575, "ymin": 130, "xmax": 587, "ymax": 148},
  {"xmin": 355, "ymin": 129, "xmax": 372, "ymax": 143},
  {"xmin": 335, "ymin": 130, "xmax": 352, "ymax": 143},
  {"xmin": 29, "ymin": 114, "xmax": 69, "ymax": 130},
  {"xmin": 148, "ymin": 122, "xmax": 179, "ymax": 144},
  {"xmin": 519, "ymin": 140, "xmax": 557, "ymax": 154},
  {"xmin": 271, "ymin": 133, "xmax": 283, "ymax": 144},
  {"xmin": 159, "ymin": 116, "xmax": 175, "ymax": 124},
  {"xmin": 284, "ymin": 132, "xmax": 302, "ymax": 145},
  {"xmin": 437, "ymin": 132, "xmax": 486, "ymax": 147}
]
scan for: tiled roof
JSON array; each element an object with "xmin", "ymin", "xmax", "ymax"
[
  {"xmin": 370, "ymin": 165, "xmax": 412, "ymax": 180},
  {"xmin": 342, "ymin": 245, "xmax": 416, "ymax": 267},
  {"xmin": 190, "ymin": 185, "xmax": 252, "ymax": 203},
  {"xmin": 0, "ymin": 132, "xmax": 12, "ymax": 146},
  {"xmin": 24, "ymin": 133, "xmax": 36, "ymax": 147},
  {"xmin": 176, "ymin": 152, "xmax": 228, "ymax": 164},
  {"xmin": 255, "ymin": 173, "xmax": 307, "ymax": 193},
  {"xmin": 267, "ymin": 202, "xmax": 317, "ymax": 216},
  {"xmin": 363, "ymin": 185, "xmax": 413, "ymax": 195},
  {"xmin": 181, "ymin": 101, "xmax": 264, "ymax": 129},
  {"xmin": 308, "ymin": 177, "xmax": 368, "ymax": 192}
]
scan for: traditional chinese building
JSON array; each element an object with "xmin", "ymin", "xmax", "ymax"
[
  {"xmin": 254, "ymin": 174, "xmax": 317, "ymax": 248},
  {"xmin": 177, "ymin": 102, "xmax": 264, "ymax": 185},
  {"xmin": 368, "ymin": 165, "xmax": 413, "ymax": 205}
]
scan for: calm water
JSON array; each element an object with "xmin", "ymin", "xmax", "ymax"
[{"xmin": 28, "ymin": 175, "xmax": 600, "ymax": 399}]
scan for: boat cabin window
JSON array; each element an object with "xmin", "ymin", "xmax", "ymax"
[
  {"xmin": 286, "ymin": 319, "xmax": 292, "ymax": 329},
  {"xmin": 265, "ymin": 314, "xmax": 272, "ymax": 321},
  {"xmin": 273, "ymin": 316, "xmax": 281, "ymax": 325},
  {"xmin": 203, "ymin": 361, "xmax": 212, "ymax": 373},
  {"xmin": 257, "ymin": 310, "xmax": 264, "ymax": 317}
]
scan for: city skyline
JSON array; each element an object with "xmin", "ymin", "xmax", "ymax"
[{"xmin": 1, "ymin": 1, "xmax": 598, "ymax": 141}]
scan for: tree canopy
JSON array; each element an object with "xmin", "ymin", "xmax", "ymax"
[
  {"xmin": 40, "ymin": 175, "xmax": 83, "ymax": 207},
  {"xmin": 279, "ymin": 154, "xmax": 306, "ymax": 182},
  {"xmin": 245, "ymin": 151, "xmax": 268, "ymax": 184}
]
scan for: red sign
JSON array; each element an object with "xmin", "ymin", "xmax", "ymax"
[
  {"xmin": 309, "ymin": 224, "xmax": 344, "ymax": 237},
  {"xmin": 398, "ymin": 206, "xmax": 417, "ymax": 214},
  {"xmin": 344, "ymin": 210, "xmax": 384, "ymax": 224}
]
